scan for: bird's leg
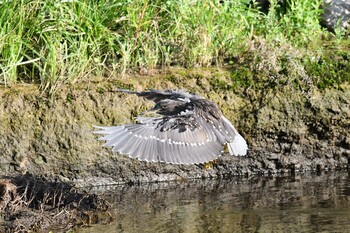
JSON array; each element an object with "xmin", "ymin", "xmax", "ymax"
[{"xmin": 223, "ymin": 143, "xmax": 229, "ymax": 154}]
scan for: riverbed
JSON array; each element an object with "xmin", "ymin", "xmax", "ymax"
[{"xmin": 82, "ymin": 170, "xmax": 350, "ymax": 233}]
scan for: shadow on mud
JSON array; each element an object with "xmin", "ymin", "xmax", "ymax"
[{"xmin": 0, "ymin": 174, "xmax": 112, "ymax": 232}]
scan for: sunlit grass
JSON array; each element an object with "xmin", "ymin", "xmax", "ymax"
[{"xmin": 0, "ymin": 0, "xmax": 347, "ymax": 92}]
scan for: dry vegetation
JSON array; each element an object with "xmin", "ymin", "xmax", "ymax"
[{"xmin": 0, "ymin": 175, "xmax": 112, "ymax": 232}]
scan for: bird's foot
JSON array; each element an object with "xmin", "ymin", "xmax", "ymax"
[{"xmin": 203, "ymin": 159, "xmax": 217, "ymax": 170}]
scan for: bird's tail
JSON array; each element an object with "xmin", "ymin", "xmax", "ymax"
[{"xmin": 227, "ymin": 133, "xmax": 248, "ymax": 156}]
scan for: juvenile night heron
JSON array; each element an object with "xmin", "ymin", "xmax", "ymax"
[{"xmin": 94, "ymin": 88, "xmax": 248, "ymax": 164}]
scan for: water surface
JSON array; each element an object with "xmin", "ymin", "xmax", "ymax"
[{"xmin": 84, "ymin": 171, "xmax": 350, "ymax": 233}]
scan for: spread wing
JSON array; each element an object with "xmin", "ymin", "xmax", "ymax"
[
  {"xmin": 94, "ymin": 118, "xmax": 224, "ymax": 164},
  {"xmin": 95, "ymin": 89, "xmax": 247, "ymax": 164}
]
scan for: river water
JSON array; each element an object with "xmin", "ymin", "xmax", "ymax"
[{"xmin": 84, "ymin": 171, "xmax": 350, "ymax": 233}]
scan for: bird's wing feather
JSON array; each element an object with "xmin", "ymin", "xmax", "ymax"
[{"xmin": 94, "ymin": 116, "xmax": 223, "ymax": 164}]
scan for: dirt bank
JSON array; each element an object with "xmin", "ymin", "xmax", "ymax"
[{"xmin": 0, "ymin": 68, "xmax": 349, "ymax": 186}]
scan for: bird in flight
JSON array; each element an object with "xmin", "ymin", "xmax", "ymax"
[{"xmin": 94, "ymin": 88, "xmax": 248, "ymax": 164}]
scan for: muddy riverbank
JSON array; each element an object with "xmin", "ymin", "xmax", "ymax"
[{"xmin": 0, "ymin": 68, "xmax": 349, "ymax": 186}]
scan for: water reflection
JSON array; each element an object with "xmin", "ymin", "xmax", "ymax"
[{"xmin": 84, "ymin": 171, "xmax": 350, "ymax": 233}]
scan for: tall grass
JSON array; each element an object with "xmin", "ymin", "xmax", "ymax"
[{"xmin": 0, "ymin": 0, "xmax": 342, "ymax": 91}]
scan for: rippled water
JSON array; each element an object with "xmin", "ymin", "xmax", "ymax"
[{"xmin": 84, "ymin": 171, "xmax": 350, "ymax": 233}]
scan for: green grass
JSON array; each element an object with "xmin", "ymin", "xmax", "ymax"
[{"xmin": 0, "ymin": 0, "xmax": 348, "ymax": 92}]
